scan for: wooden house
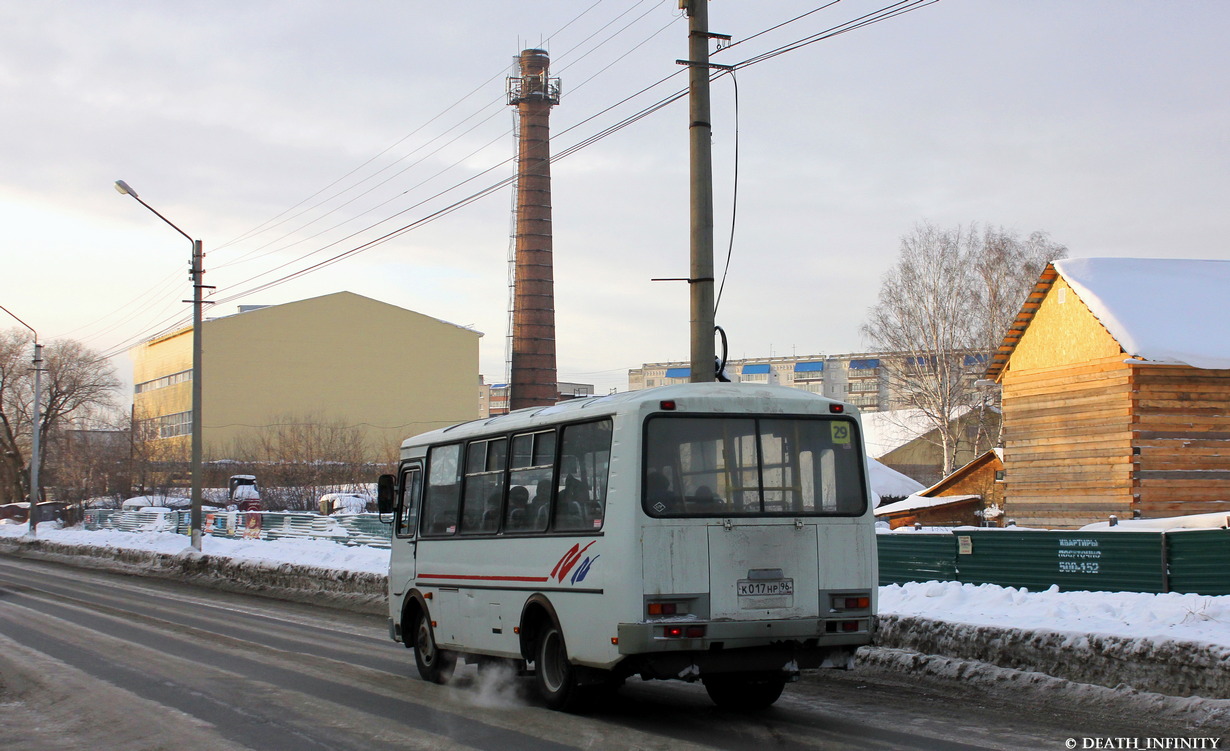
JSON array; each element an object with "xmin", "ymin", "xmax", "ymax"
[
  {"xmin": 875, "ymin": 449, "xmax": 1005, "ymax": 529},
  {"xmin": 986, "ymin": 258, "xmax": 1230, "ymax": 528}
]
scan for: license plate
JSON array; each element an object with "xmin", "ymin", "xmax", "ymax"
[{"xmin": 737, "ymin": 579, "xmax": 794, "ymax": 597}]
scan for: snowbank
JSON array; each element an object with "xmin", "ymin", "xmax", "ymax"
[{"xmin": 881, "ymin": 580, "xmax": 1230, "ymax": 650}]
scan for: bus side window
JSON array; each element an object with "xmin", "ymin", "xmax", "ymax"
[
  {"xmin": 554, "ymin": 419, "xmax": 613, "ymax": 532},
  {"xmin": 396, "ymin": 465, "xmax": 422, "ymax": 538},
  {"xmin": 461, "ymin": 438, "xmax": 507, "ymax": 534},
  {"xmin": 423, "ymin": 444, "xmax": 462, "ymax": 535},
  {"xmin": 509, "ymin": 430, "xmax": 555, "ymax": 533}
]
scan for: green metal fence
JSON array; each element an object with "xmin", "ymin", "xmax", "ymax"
[
  {"xmin": 955, "ymin": 530, "xmax": 1166, "ymax": 593},
  {"xmin": 876, "ymin": 528, "xmax": 1226, "ymax": 595},
  {"xmin": 878, "ymin": 534, "xmax": 957, "ymax": 586},
  {"xmin": 1166, "ymin": 528, "xmax": 1230, "ymax": 596}
]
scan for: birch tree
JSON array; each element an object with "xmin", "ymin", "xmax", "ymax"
[{"xmin": 862, "ymin": 223, "xmax": 1066, "ymax": 475}]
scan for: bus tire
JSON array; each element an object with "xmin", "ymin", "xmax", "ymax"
[
  {"xmin": 702, "ymin": 673, "xmax": 786, "ymax": 710},
  {"xmin": 411, "ymin": 607, "xmax": 455, "ymax": 684},
  {"xmin": 534, "ymin": 622, "xmax": 584, "ymax": 711}
]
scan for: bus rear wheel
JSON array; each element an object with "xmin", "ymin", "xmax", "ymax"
[
  {"xmin": 702, "ymin": 673, "xmax": 786, "ymax": 710},
  {"xmin": 411, "ymin": 608, "xmax": 455, "ymax": 684},
  {"xmin": 534, "ymin": 623, "xmax": 584, "ymax": 711}
]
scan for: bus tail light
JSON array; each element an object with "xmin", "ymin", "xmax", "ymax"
[
  {"xmin": 660, "ymin": 400, "xmax": 677, "ymax": 411},
  {"xmin": 648, "ymin": 602, "xmax": 678, "ymax": 616},
  {"xmin": 830, "ymin": 594, "xmax": 871, "ymax": 611},
  {"xmin": 663, "ymin": 625, "xmax": 706, "ymax": 639},
  {"xmin": 830, "ymin": 404, "xmax": 844, "ymax": 413}
]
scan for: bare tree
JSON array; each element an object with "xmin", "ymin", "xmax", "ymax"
[
  {"xmin": 221, "ymin": 413, "xmax": 373, "ymax": 511},
  {"xmin": 0, "ymin": 330, "xmax": 122, "ymax": 502},
  {"xmin": 47, "ymin": 406, "xmax": 131, "ymax": 505},
  {"xmin": 862, "ymin": 223, "xmax": 1066, "ymax": 476}
]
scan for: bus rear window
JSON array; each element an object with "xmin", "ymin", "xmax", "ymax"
[{"xmin": 643, "ymin": 415, "xmax": 866, "ymax": 518}]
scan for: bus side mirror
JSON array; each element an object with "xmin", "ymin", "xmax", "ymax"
[{"xmin": 377, "ymin": 474, "xmax": 396, "ymax": 516}]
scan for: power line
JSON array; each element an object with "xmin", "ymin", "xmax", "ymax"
[
  {"xmin": 100, "ymin": 1, "xmax": 942, "ymax": 360},
  {"xmin": 213, "ymin": 1, "xmax": 612, "ymax": 255}
]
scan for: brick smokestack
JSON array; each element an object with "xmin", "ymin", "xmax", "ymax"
[{"xmin": 508, "ymin": 49, "xmax": 559, "ymax": 410}]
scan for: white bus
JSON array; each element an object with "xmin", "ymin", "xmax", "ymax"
[{"xmin": 377, "ymin": 382, "xmax": 876, "ymax": 711}]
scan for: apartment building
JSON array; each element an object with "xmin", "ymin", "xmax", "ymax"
[{"xmin": 629, "ymin": 354, "xmax": 890, "ymax": 410}]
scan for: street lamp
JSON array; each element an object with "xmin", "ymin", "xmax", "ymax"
[
  {"xmin": 115, "ymin": 180, "xmax": 207, "ymax": 552},
  {"xmin": 0, "ymin": 304, "xmax": 41, "ymax": 536}
]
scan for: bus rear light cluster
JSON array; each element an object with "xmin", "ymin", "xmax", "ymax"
[
  {"xmin": 663, "ymin": 625, "xmax": 706, "ymax": 639},
  {"xmin": 647, "ymin": 602, "xmax": 678, "ymax": 616},
  {"xmin": 830, "ymin": 594, "xmax": 871, "ymax": 611},
  {"xmin": 825, "ymin": 619, "xmax": 864, "ymax": 633}
]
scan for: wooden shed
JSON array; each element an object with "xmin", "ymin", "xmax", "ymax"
[
  {"xmin": 875, "ymin": 449, "xmax": 1005, "ymax": 529},
  {"xmin": 987, "ymin": 258, "xmax": 1230, "ymax": 528}
]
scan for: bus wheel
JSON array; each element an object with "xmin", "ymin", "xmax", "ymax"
[
  {"xmin": 534, "ymin": 623, "xmax": 583, "ymax": 711},
  {"xmin": 411, "ymin": 608, "xmax": 455, "ymax": 684},
  {"xmin": 703, "ymin": 673, "xmax": 786, "ymax": 710}
]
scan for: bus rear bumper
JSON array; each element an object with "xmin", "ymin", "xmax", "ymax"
[{"xmin": 614, "ymin": 617, "xmax": 871, "ymax": 680}]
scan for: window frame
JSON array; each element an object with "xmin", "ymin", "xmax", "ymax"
[
  {"xmin": 417, "ymin": 417, "xmax": 614, "ymax": 539},
  {"xmin": 641, "ymin": 412, "xmax": 868, "ymax": 520}
]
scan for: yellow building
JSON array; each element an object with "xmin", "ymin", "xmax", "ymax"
[{"xmin": 131, "ymin": 292, "xmax": 481, "ymax": 462}]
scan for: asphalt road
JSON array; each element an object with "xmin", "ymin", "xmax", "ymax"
[{"xmin": 0, "ymin": 555, "xmax": 1217, "ymax": 751}]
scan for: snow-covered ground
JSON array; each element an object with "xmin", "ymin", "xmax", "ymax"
[{"xmin": 3, "ymin": 522, "xmax": 1227, "ymax": 650}]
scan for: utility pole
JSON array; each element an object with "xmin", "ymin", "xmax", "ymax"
[
  {"xmin": 190, "ymin": 238, "xmax": 204, "ymax": 551},
  {"xmin": 0, "ymin": 304, "xmax": 41, "ymax": 535},
  {"xmin": 115, "ymin": 180, "xmax": 208, "ymax": 552},
  {"xmin": 682, "ymin": 0, "xmax": 720, "ymax": 383},
  {"xmin": 30, "ymin": 342, "xmax": 41, "ymax": 534}
]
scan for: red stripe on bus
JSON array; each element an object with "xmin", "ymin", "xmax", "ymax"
[{"xmin": 419, "ymin": 573, "xmax": 551, "ymax": 583}]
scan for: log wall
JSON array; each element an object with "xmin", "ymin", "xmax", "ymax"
[
  {"xmin": 1002, "ymin": 358, "xmax": 1135, "ymax": 527},
  {"xmin": 1131, "ymin": 366, "xmax": 1230, "ymax": 518}
]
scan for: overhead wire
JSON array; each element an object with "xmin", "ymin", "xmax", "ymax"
[
  {"xmin": 88, "ymin": 1, "xmax": 654, "ymax": 358},
  {"xmin": 710, "ymin": 0, "xmax": 942, "ymax": 318},
  {"xmin": 213, "ymin": 1, "xmax": 673, "ymax": 276},
  {"xmin": 214, "ymin": 0, "xmax": 610, "ymax": 255},
  {"xmin": 98, "ymin": 0, "xmax": 941, "ymax": 361}
]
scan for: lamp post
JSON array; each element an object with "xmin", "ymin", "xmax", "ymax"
[
  {"xmin": 115, "ymin": 180, "xmax": 206, "ymax": 552},
  {"xmin": 0, "ymin": 305, "xmax": 41, "ymax": 535}
]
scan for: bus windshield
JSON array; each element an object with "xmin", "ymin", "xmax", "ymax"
[{"xmin": 643, "ymin": 415, "xmax": 866, "ymax": 518}]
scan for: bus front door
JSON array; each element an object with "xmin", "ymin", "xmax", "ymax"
[{"xmin": 390, "ymin": 462, "xmax": 424, "ymax": 598}]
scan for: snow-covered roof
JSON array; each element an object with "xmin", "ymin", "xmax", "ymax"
[
  {"xmin": 876, "ymin": 493, "xmax": 980, "ymax": 516},
  {"xmin": 1057, "ymin": 258, "xmax": 1230, "ymax": 370},
  {"xmin": 866, "ymin": 457, "xmax": 925, "ymax": 502},
  {"xmin": 915, "ymin": 448, "xmax": 1002, "ymax": 496},
  {"xmin": 860, "ymin": 407, "xmax": 971, "ymax": 458},
  {"xmin": 1080, "ymin": 510, "xmax": 1229, "ymax": 531},
  {"xmin": 121, "ymin": 495, "xmax": 190, "ymax": 510}
]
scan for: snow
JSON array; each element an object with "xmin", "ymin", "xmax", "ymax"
[
  {"xmin": 1055, "ymin": 257, "xmax": 1230, "ymax": 370},
  {"xmin": 876, "ymin": 493, "xmax": 979, "ymax": 515},
  {"xmin": 881, "ymin": 580, "xmax": 1230, "ymax": 650},
  {"xmin": 865, "ymin": 457, "xmax": 925, "ymax": 503},
  {"xmin": 1, "ymin": 524, "xmax": 389, "ymax": 574},
  {"xmin": 120, "ymin": 494, "xmax": 190, "ymax": 510},
  {"xmin": 4, "ymin": 522, "xmax": 1228, "ymax": 651},
  {"xmin": 860, "ymin": 408, "xmax": 939, "ymax": 457},
  {"xmin": 1081, "ymin": 511, "xmax": 1230, "ymax": 531},
  {"xmin": 860, "ymin": 407, "xmax": 976, "ymax": 459}
]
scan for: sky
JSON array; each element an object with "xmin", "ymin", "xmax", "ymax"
[{"xmin": 2, "ymin": 1, "xmax": 1228, "ymax": 397}]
